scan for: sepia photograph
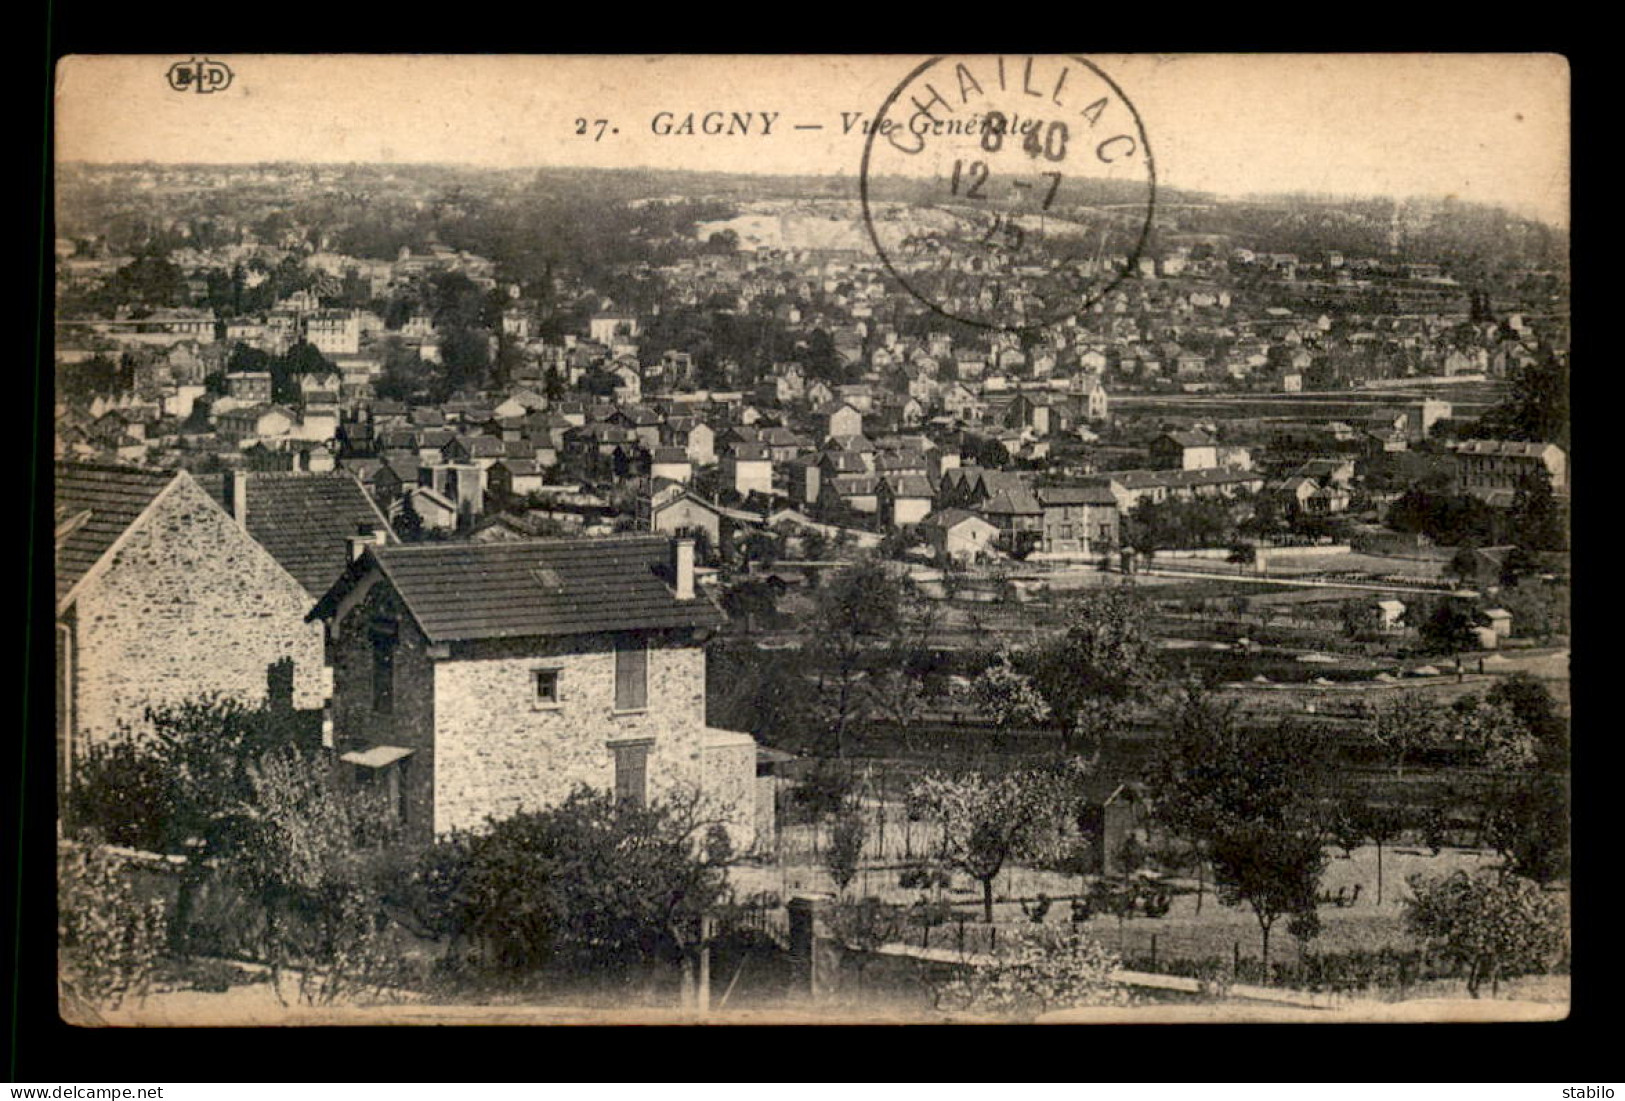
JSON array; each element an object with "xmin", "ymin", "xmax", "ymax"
[{"xmin": 48, "ymin": 53, "xmax": 1571, "ymax": 1027}]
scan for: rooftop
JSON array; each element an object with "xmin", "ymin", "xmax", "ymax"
[
  {"xmin": 54, "ymin": 462, "xmax": 177, "ymax": 606},
  {"xmin": 310, "ymin": 535, "xmax": 724, "ymax": 644},
  {"xmin": 201, "ymin": 471, "xmax": 396, "ymax": 598}
]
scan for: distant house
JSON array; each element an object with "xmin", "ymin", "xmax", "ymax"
[
  {"xmin": 648, "ymin": 447, "xmax": 694, "ymax": 484},
  {"xmin": 307, "ymin": 536, "xmax": 760, "ymax": 850},
  {"xmin": 920, "ymin": 509, "xmax": 1000, "ymax": 565},
  {"xmin": 1078, "ymin": 782, "xmax": 1150, "ymax": 877},
  {"xmin": 488, "ymin": 458, "xmax": 546, "ymax": 500},
  {"xmin": 818, "ymin": 473, "xmax": 881, "ymax": 517},
  {"xmin": 876, "ymin": 474, "xmax": 935, "ymax": 529},
  {"xmin": 980, "ymin": 486, "xmax": 1044, "ymax": 551},
  {"xmin": 1454, "ymin": 440, "xmax": 1568, "ymax": 507},
  {"xmin": 1035, "ymin": 484, "xmax": 1120, "ymax": 556},
  {"xmin": 55, "ymin": 464, "xmax": 331, "ymax": 792},
  {"xmin": 218, "ymin": 404, "xmax": 297, "ymax": 443},
  {"xmin": 816, "ymin": 400, "xmax": 864, "ymax": 441},
  {"xmin": 397, "ymin": 485, "xmax": 458, "ymax": 531},
  {"xmin": 1149, "ymin": 430, "xmax": 1219, "ymax": 471},
  {"xmin": 720, "ymin": 443, "xmax": 774, "ymax": 498}
]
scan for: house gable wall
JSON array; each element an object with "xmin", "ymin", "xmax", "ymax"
[
  {"xmin": 431, "ymin": 632, "xmax": 710, "ymax": 836},
  {"xmin": 69, "ymin": 475, "xmax": 326, "ymax": 747}
]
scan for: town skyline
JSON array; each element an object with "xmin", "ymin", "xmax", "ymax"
[{"xmin": 55, "ymin": 54, "xmax": 1570, "ymax": 229}]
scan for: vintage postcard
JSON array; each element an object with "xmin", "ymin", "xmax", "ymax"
[{"xmin": 52, "ymin": 53, "xmax": 1570, "ymax": 1025}]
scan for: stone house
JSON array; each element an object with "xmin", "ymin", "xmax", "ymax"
[
  {"xmin": 1035, "ymin": 485, "xmax": 1120, "ymax": 556},
  {"xmin": 55, "ymin": 463, "xmax": 330, "ymax": 792},
  {"xmin": 308, "ymin": 536, "xmax": 760, "ymax": 850},
  {"xmin": 720, "ymin": 443, "xmax": 774, "ymax": 499},
  {"xmin": 920, "ymin": 509, "xmax": 1000, "ymax": 565},
  {"xmin": 876, "ymin": 474, "xmax": 935, "ymax": 529}
]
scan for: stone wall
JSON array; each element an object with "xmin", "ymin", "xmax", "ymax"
[
  {"xmin": 69, "ymin": 474, "xmax": 327, "ymax": 748},
  {"xmin": 328, "ymin": 580, "xmax": 439, "ymax": 847},
  {"xmin": 700, "ymin": 731, "xmax": 757, "ymax": 854},
  {"xmin": 432, "ymin": 633, "xmax": 712, "ymax": 836}
]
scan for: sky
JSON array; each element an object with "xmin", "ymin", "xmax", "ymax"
[{"xmin": 55, "ymin": 54, "xmax": 1570, "ymax": 228}]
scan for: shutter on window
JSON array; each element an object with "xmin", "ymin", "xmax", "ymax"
[
  {"xmin": 615, "ymin": 641, "xmax": 648, "ymax": 712},
  {"xmin": 613, "ymin": 742, "xmax": 650, "ymax": 808}
]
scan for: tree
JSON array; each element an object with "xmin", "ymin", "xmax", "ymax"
[
  {"xmin": 1209, "ymin": 825, "xmax": 1328, "ymax": 975},
  {"xmin": 1444, "ymin": 695, "xmax": 1539, "ymax": 771},
  {"xmin": 392, "ymin": 494, "xmax": 425, "ymax": 542},
  {"xmin": 908, "ymin": 769, "xmax": 1072, "ymax": 923},
  {"xmin": 825, "ymin": 811, "xmax": 867, "ymax": 895},
  {"xmin": 1509, "ymin": 470, "xmax": 1567, "ymax": 551},
  {"xmin": 1359, "ymin": 802, "xmax": 1406, "ymax": 906},
  {"xmin": 231, "ymin": 746, "xmax": 402, "ymax": 1005},
  {"xmin": 932, "ymin": 927, "xmax": 1128, "ymax": 1019},
  {"xmin": 1404, "ymin": 870, "xmax": 1567, "ymax": 997},
  {"xmin": 1414, "ymin": 598, "xmax": 1485, "ymax": 656},
  {"xmin": 375, "ymin": 338, "xmax": 431, "ymax": 402},
  {"xmin": 957, "ymin": 650, "xmax": 1051, "ymax": 751},
  {"xmin": 1484, "ymin": 673, "xmax": 1567, "ymax": 769},
  {"xmin": 1475, "ymin": 353, "xmax": 1569, "ymax": 449},
  {"xmin": 67, "ymin": 697, "xmax": 303, "ymax": 953},
  {"xmin": 1024, "ymin": 587, "xmax": 1161, "ymax": 754},
  {"xmin": 719, "ymin": 579, "xmax": 780, "ymax": 635},
  {"xmin": 1151, "ymin": 687, "xmax": 1334, "ymax": 974},
  {"xmin": 1482, "ymin": 772, "xmax": 1570, "ymax": 885},
  {"xmin": 1340, "ymin": 599, "xmax": 1383, "ymax": 641},
  {"xmin": 1370, "ymin": 693, "xmax": 1446, "ymax": 780},
  {"xmin": 862, "ymin": 668, "xmax": 930, "ymax": 753},
  {"xmin": 807, "ymin": 560, "xmax": 905, "ymax": 757}
]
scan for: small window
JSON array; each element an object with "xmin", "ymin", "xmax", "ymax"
[
  {"xmin": 534, "ymin": 668, "xmax": 561, "ymax": 708},
  {"xmin": 614, "ymin": 639, "xmax": 648, "ymax": 713}
]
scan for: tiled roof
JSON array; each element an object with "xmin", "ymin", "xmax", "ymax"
[
  {"xmin": 982, "ymin": 488, "xmax": 1043, "ymax": 515},
  {"xmin": 884, "ymin": 474, "xmax": 936, "ymax": 498},
  {"xmin": 1455, "ymin": 439, "xmax": 1562, "ymax": 458},
  {"xmin": 1103, "ymin": 468, "xmax": 1263, "ymax": 491},
  {"xmin": 201, "ymin": 471, "xmax": 396, "ymax": 597},
  {"xmin": 924, "ymin": 508, "xmax": 992, "ymax": 531},
  {"xmin": 1035, "ymin": 485, "xmax": 1118, "ymax": 507},
  {"xmin": 311, "ymin": 535, "xmax": 723, "ymax": 643},
  {"xmin": 54, "ymin": 462, "xmax": 178, "ymax": 606}
]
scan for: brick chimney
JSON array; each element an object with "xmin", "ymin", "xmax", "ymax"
[
  {"xmin": 346, "ymin": 522, "xmax": 385, "ymax": 562},
  {"xmin": 673, "ymin": 537, "xmax": 695, "ymax": 600},
  {"xmin": 227, "ymin": 470, "xmax": 249, "ymax": 526}
]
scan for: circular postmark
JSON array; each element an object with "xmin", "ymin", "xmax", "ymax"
[{"xmin": 860, "ymin": 55, "xmax": 1156, "ymax": 334}]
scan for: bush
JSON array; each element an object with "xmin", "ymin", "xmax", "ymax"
[
  {"xmin": 932, "ymin": 927, "xmax": 1128, "ymax": 1019},
  {"xmin": 788, "ymin": 760, "xmax": 857, "ymax": 823},
  {"xmin": 58, "ymin": 842, "xmax": 169, "ymax": 1011},
  {"xmin": 825, "ymin": 812, "xmax": 866, "ymax": 894},
  {"xmin": 1405, "ymin": 870, "xmax": 1568, "ymax": 997},
  {"xmin": 899, "ymin": 865, "xmax": 952, "ymax": 891},
  {"xmin": 459, "ymin": 787, "xmax": 728, "ymax": 975},
  {"xmin": 68, "ymin": 739, "xmax": 171, "ymax": 851}
]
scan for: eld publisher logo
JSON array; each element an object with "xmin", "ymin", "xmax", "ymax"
[{"xmin": 165, "ymin": 58, "xmax": 233, "ymax": 94}]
